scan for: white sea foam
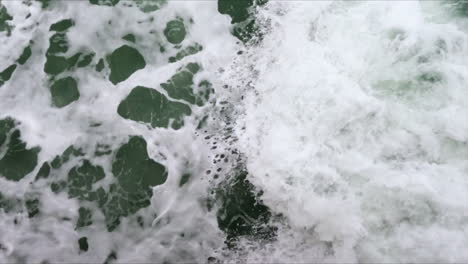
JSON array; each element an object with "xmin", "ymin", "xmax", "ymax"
[
  {"xmin": 233, "ymin": 1, "xmax": 468, "ymax": 262},
  {"xmin": 0, "ymin": 0, "xmax": 236, "ymax": 262}
]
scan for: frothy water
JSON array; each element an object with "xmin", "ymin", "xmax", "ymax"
[{"xmin": 1, "ymin": 0, "xmax": 468, "ymax": 263}]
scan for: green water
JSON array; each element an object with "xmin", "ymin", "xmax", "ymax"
[{"xmin": 0, "ymin": 0, "xmax": 277, "ymax": 261}]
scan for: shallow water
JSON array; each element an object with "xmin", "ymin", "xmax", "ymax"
[{"xmin": 1, "ymin": 0, "xmax": 468, "ymax": 263}]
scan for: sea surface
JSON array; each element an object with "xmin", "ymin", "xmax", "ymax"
[{"xmin": 1, "ymin": 0, "xmax": 468, "ymax": 262}]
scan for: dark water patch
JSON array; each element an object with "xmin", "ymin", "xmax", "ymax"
[
  {"xmin": 44, "ymin": 55, "xmax": 68, "ymax": 75},
  {"xmin": 207, "ymin": 256, "xmax": 222, "ymax": 264},
  {"xmin": 67, "ymin": 160, "xmax": 105, "ymax": 200},
  {"xmin": 0, "ymin": 192, "xmax": 44, "ymax": 220},
  {"xmin": 179, "ymin": 173, "xmax": 191, "ymax": 187},
  {"xmin": 133, "ymin": 0, "xmax": 167, "ymax": 13},
  {"xmin": 36, "ymin": 0, "xmax": 52, "ymax": 9},
  {"xmin": 44, "ymin": 19, "xmax": 84, "ymax": 107},
  {"xmin": 164, "ymin": 19, "xmax": 186, "ymax": 45},
  {"xmin": 76, "ymin": 207, "xmax": 93, "ymax": 229},
  {"xmin": 108, "ymin": 45, "xmax": 146, "ymax": 84},
  {"xmin": 76, "ymin": 53, "xmax": 96, "ymax": 68},
  {"xmin": 447, "ymin": 0, "xmax": 468, "ymax": 17},
  {"xmin": 50, "ymin": 76, "xmax": 80, "ymax": 108},
  {"xmin": 417, "ymin": 71, "xmax": 444, "ymax": 84},
  {"xmin": 233, "ymin": 19, "xmax": 262, "ymax": 44},
  {"xmin": 0, "ymin": 42, "xmax": 33, "ymax": 87},
  {"xmin": 196, "ymin": 115, "xmax": 209, "ymax": 130},
  {"xmin": 35, "ymin": 162, "xmax": 51, "ymax": 180},
  {"xmin": 50, "ymin": 19, "xmax": 74, "ymax": 32},
  {"xmin": 50, "ymin": 180, "xmax": 67, "ymax": 193},
  {"xmin": 43, "ymin": 136, "xmax": 168, "ymax": 232},
  {"xmin": 67, "ymin": 53, "xmax": 82, "ymax": 69},
  {"xmin": 122, "ymin": 33, "xmax": 136, "ymax": 43},
  {"xmin": 112, "ymin": 136, "xmax": 167, "ymax": 193},
  {"xmin": 67, "ymin": 52, "xmax": 81, "ymax": 70},
  {"xmin": 94, "ymin": 144, "xmax": 112, "ymax": 156},
  {"xmin": 78, "ymin": 237, "xmax": 89, "ymax": 252},
  {"xmin": 214, "ymin": 169, "xmax": 276, "ymax": 248},
  {"xmin": 48, "ymin": 32, "xmax": 69, "ymax": 55},
  {"xmin": 103, "ymin": 251, "xmax": 117, "ymax": 264},
  {"xmin": 0, "ymin": 118, "xmax": 40, "ymax": 181},
  {"xmin": 161, "ymin": 63, "xmax": 212, "ymax": 106},
  {"xmin": 17, "ymin": 44, "xmax": 32, "ymax": 65},
  {"xmin": 102, "ymin": 136, "xmax": 167, "ymax": 231},
  {"xmin": 0, "ymin": 5, "xmax": 13, "ymax": 36},
  {"xmin": 168, "ymin": 43, "xmax": 203, "ymax": 63},
  {"xmin": 44, "ymin": 19, "xmax": 98, "ymax": 107},
  {"xmin": 25, "ymin": 198, "xmax": 40, "ymax": 218},
  {"xmin": 0, "ymin": 64, "xmax": 17, "ymax": 85},
  {"xmin": 89, "ymin": 0, "xmax": 120, "ymax": 7},
  {"xmin": 218, "ymin": 0, "xmax": 254, "ymax": 23},
  {"xmin": 0, "ymin": 192, "xmax": 20, "ymax": 213},
  {"xmin": 95, "ymin": 58, "xmax": 105, "ymax": 72},
  {"xmin": 217, "ymin": 0, "xmax": 267, "ymax": 43},
  {"xmin": 70, "ymin": 51, "xmax": 95, "ymax": 69},
  {"xmin": 50, "ymin": 146, "xmax": 84, "ymax": 169},
  {"xmin": 118, "ymin": 86, "xmax": 191, "ymax": 129}
]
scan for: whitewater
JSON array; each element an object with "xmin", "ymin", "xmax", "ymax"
[{"xmin": 1, "ymin": 0, "xmax": 468, "ymax": 263}]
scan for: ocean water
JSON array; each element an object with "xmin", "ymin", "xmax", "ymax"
[{"xmin": 1, "ymin": 0, "xmax": 468, "ymax": 263}]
